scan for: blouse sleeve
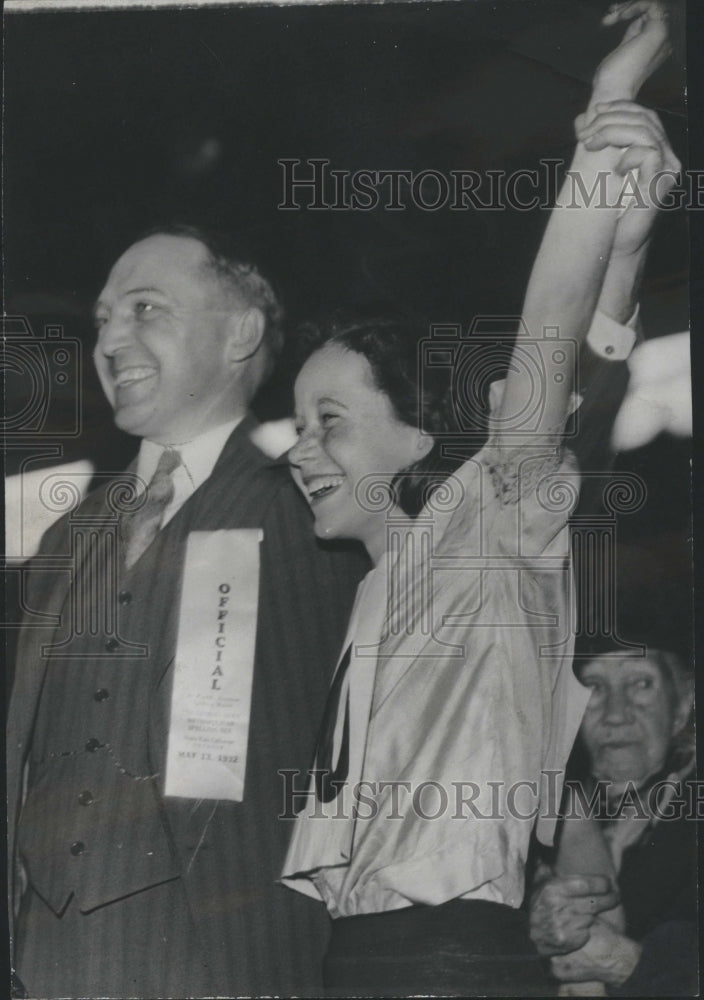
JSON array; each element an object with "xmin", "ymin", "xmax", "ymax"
[{"xmin": 435, "ymin": 378, "xmax": 580, "ymax": 561}]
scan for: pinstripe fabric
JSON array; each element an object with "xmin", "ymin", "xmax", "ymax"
[
  {"xmin": 18, "ymin": 517, "xmax": 181, "ymax": 916},
  {"xmin": 8, "ymin": 419, "xmax": 367, "ymax": 998},
  {"xmin": 16, "ymin": 879, "xmax": 212, "ymax": 999}
]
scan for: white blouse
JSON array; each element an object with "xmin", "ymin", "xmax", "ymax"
[{"xmin": 282, "ymin": 415, "xmax": 591, "ymax": 918}]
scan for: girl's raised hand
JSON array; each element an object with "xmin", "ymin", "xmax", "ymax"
[
  {"xmin": 574, "ymin": 100, "xmax": 680, "ymax": 256},
  {"xmin": 594, "ymin": 1, "xmax": 672, "ymax": 101}
]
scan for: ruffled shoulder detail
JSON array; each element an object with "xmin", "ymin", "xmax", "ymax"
[{"xmin": 484, "ymin": 439, "xmax": 563, "ymax": 507}]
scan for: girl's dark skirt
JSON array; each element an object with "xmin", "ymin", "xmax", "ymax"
[{"xmin": 323, "ymin": 898, "xmax": 550, "ymax": 997}]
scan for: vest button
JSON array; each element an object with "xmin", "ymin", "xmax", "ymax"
[
  {"xmin": 105, "ymin": 638, "xmax": 119, "ymax": 651},
  {"xmin": 118, "ymin": 590, "xmax": 132, "ymax": 605},
  {"xmin": 78, "ymin": 790, "xmax": 94, "ymax": 806},
  {"xmin": 94, "ymin": 688, "xmax": 110, "ymax": 702},
  {"xmin": 70, "ymin": 841, "xmax": 85, "ymax": 856},
  {"xmin": 85, "ymin": 738, "xmax": 102, "ymax": 753}
]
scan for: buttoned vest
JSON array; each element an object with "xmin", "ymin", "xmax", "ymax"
[{"xmin": 17, "ymin": 483, "xmax": 250, "ymax": 914}]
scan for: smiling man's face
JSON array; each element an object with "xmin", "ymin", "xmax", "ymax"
[
  {"xmin": 578, "ymin": 653, "xmax": 689, "ymax": 787},
  {"xmin": 93, "ymin": 234, "xmax": 242, "ymax": 444}
]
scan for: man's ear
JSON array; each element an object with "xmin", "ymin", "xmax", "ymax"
[{"xmin": 226, "ymin": 307, "xmax": 266, "ymax": 364}]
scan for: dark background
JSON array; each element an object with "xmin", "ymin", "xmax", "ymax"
[
  {"xmin": 2, "ymin": 1, "xmax": 701, "ymax": 985},
  {"xmin": 3, "ymin": 0, "xmax": 693, "ymax": 630}
]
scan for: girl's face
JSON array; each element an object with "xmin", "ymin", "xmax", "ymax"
[{"xmin": 290, "ymin": 344, "xmax": 431, "ymax": 562}]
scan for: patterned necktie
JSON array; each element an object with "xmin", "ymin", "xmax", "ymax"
[{"xmin": 122, "ymin": 448, "xmax": 181, "ymax": 569}]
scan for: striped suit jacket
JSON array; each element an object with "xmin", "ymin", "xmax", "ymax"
[{"xmin": 7, "ymin": 418, "xmax": 367, "ymax": 996}]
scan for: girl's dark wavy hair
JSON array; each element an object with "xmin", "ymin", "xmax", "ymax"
[{"xmin": 294, "ymin": 309, "xmax": 481, "ymax": 517}]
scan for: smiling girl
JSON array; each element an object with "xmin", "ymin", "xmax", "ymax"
[{"xmin": 281, "ymin": 4, "xmax": 680, "ymax": 995}]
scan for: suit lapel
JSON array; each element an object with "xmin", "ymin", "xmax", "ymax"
[
  {"xmin": 145, "ymin": 420, "xmax": 281, "ymax": 854},
  {"xmin": 9, "ymin": 421, "xmax": 283, "ymax": 903},
  {"xmin": 185, "ymin": 416, "xmax": 280, "ymax": 530},
  {"xmin": 124, "ymin": 418, "xmax": 274, "ymax": 698}
]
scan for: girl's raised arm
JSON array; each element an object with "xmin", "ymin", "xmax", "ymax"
[{"xmin": 497, "ymin": 1, "xmax": 678, "ymax": 444}]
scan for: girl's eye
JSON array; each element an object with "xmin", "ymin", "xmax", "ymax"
[
  {"xmin": 320, "ymin": 412, "xmax": 339, "ymax": 426},
  {"xmin": 134, "ymin": 301, "xmax": 156, "ymax": 318}
]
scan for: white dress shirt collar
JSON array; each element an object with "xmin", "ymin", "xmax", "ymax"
[{"xmin": 136, "ymin": 417, "xmax": 242, "ymax": 526}]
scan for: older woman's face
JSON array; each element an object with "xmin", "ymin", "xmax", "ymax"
[
  {"xmin": 578, "ymin": 654, "xmax": 689, "ymax": 787},
  {"xmin": 289, "ymin": 344, "xmax": 429, "ymax": 562}
]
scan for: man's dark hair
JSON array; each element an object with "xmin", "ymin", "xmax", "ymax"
[{"xmin": 134, "ymin": 223, "xmax": 284, "ymax": 369}]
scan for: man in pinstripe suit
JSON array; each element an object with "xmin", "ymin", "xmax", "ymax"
[{"xmin": 8, "ymin": 227, "xmax": 366, "ymax": 998}]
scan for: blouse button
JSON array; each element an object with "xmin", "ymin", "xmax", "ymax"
[
  {"xmin": 94, "ymin": 688, "xmax": 110, "ymax": 702},
  {"xmin": 85, "ymin": 738, "xmax": 102, "ymax": 753},
  {"xmin": 105, "ymin": 638, "xmax": 118, "ymax": 652},
  {"xmin": 70, "ymin": 841, "xmax": 85, "ymax": 856},
  {"xmin": 78, "ymin": 790, "xmax": 94, "ymax": 806},
  {"xmin": 118, "ymin": 590, "xmax": 132, "ymax": 605}
]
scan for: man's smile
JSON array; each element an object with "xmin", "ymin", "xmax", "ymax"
[{"xmin": 112, "ymin": 365, "xmax": 159, "ymax": 389}]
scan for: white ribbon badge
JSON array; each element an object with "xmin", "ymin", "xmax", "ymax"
[{"xmin": 165, "ymin": 529, "xmax": 262, "ymax": 801}]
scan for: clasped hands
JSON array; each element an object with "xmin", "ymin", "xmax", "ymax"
[
  {"xmin": 529, "ymin": 871, "xmax": 642, "ymax": 987},
  {"xmin": 577, "ymin": 1, "xmax": 681, "ymax": 258}
]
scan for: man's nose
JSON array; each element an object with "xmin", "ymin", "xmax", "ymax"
[
  {"xmin": 602, "ymin": 685, "xmax": 634, "ymax": 725},
  {"xmin": 96, "ymin": 314, "xmax": 134, "ymax": 356}
]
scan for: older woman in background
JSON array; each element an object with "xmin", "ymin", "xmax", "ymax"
[{"xmin": 529, "ymin": 624, "xmax": 696, "ymax": 997}]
